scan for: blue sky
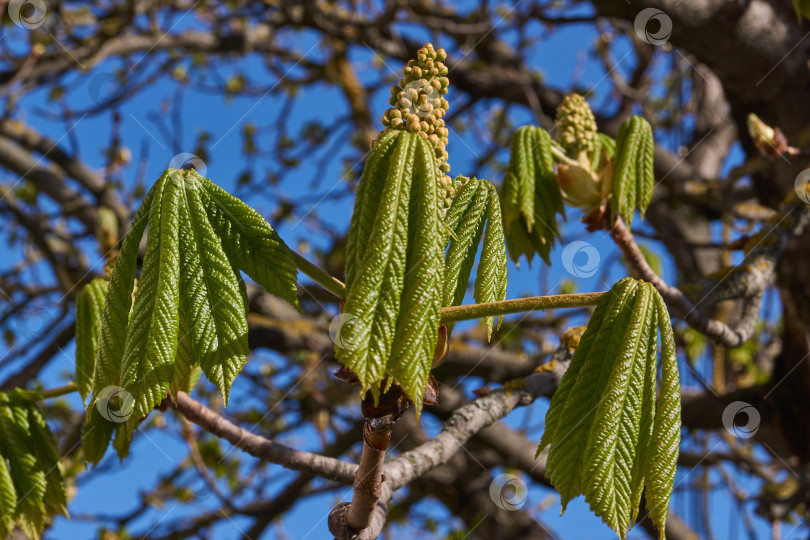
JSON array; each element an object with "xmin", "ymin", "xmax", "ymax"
[{"xmin": 0, "ymin": 6, "xmax": 792, "ymax": 539}]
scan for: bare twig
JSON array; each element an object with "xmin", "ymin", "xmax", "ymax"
[
  {"xmin": 173, "ymin": 391, "xmax": 356, "ymax": 484},
  {"xmin": 609, "ymin": 196, "xmax": 810, "ymax": 347}
]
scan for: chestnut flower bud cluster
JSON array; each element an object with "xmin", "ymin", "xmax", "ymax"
[
  {"xmin": 555, "ymin": 94, "xmax": 597, "ymax": 157},
  {"xmin": 380, "ymin": 43, "xmax": 460, "ymax": 207}
]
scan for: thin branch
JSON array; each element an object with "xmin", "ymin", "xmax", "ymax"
[
  {"xmin": 439, "ymin": 292, "xmax": 605, "ymax": 323},
  {"xmin": 292, "ymin": 251, "xmax": 606, "ymax": 322},
  {"xmin": 346, "ymin": 420, "xmax": 392, "ymax": 531},
  {"xmin": 173, "ymin": 391, "xmax": 356, "ymax": 484},
  {"xmin": 292, "ymin": 251, "xmax": 347, "ymax": 299},
  {"xmin": 609, "ymin": 196, "xmax": 810, "ymax": 347},
  {"xmin": 22, "ymin": 382, "xmax": 78, "ymax": 400}
]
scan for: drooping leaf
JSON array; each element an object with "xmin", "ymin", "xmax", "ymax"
[
  {"xmin": 538, "ymin": 278, "xmax": 681, "ymax": 539},
  {"xmin": 387, "ymin": 135, "xmax": 444, "ymax": 413},
  {"xmin": 83, "ymin": 176, "xmax": 160, "ymax": 465},
  {"xmin": 75, "ymin": 279, "xmax": 108, "ymax": 404},
  {"xmin": 170, "ymin": 312, "xmax": 201, "ymax": 396},
  {"xmin": 530, "ymin": 126, "xmax": 565, "ymax": 230},
  {"xmin": 474, "ymin": 181, "xmax": 508, "ymax": 338},
  {"xmin": 441, "ymin": 178, "xmax": 509, "ymax": 339},
  {"xmin": 581, "ymin": 283, "xmax": 653, "ymax": 534},
  {"xmin": 542, "ymin": 278, "xmax": 639, "ymax": 511},
  {"xmin": 636, "ymin": 122, "xmax": 655, "ymax": 218},
  {"xmin": 89, "ymin": 179, "xmax": 159, "ymax": 397},
  {"xmin": 612, "ymin": 116, "xmax": 655, "ymax": 226},
  {"xmin": 643, "ymin": 292, "xmax": 682, "ymax": 538},
  {"xmin": 0, "ymin": 447, "xmax": 18, "ymax": 539},
  {"xmin": 502, "ymin": 126, "xmax": 565, "ymax": 265},
  {"xmin": 442, "ymin": 179, "xmax": 487, "ymax": 310},
  {"xmin": 117, "ymin": 170, "xmax": 182, "ymax": 447},
  {"xmin": 83, "ymin": 168, "xmax": 295, "ymax": 464},
  {"xmin": 345, "ymin": 129, "xmax": 400, "ymax": 290},
  {"xmin": 537, "ymin": 293, "xmax": 611, "ymax": 458},
  {"xmin": 613, "ymin": 118, "xmax": 639, "ymax": 225},
  {"xmin": 630, "ymin": 304, "xmax": 658, "ymax": 526},
  {"xmin": 442, "ymin": 175, "xmax": 479, "ymax": 247},
  {"xmin": 27, "ymin": 404, "xmax": 67, "ymax": 517},
  {"xmin": 0, "ymin": 392, "xmax": 67, "ymax": 539},
  {"xmin": 199, "ymin": 172, "xmax": 299, "ymax": 310},
  {"xmin": 177, "ymin": 174, "xmax": 249, "ymax": 404},
  {"xmin": 337, "ymin": 131, "xmax": 413, "ymax": 397}
]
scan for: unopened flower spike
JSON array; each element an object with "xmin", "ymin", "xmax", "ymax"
[
  {"xmin": 555, "ymin": 94, "xmax": 598, "ymax": 159},
  {"xmin": 380, "ymin": 43, "xmax": 463, "ymax": 208}
]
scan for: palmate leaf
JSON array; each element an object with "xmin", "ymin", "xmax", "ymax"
[
  {"xmin": 540, "ymin": 278, "xmax": 638, "ymax": 509},
  {"xmin": 337, "ymin": 131, "xmax": 448, "ymax": 410},
  {"xmin": 83, "ymin": 168, "xmax": 298, "ymax": 464},
  {"xmin": 581, "ymin": 283, "xmax": 654, "ymax": 533},
  {"xmin": 502, "ymin": 126, "xmax": 565, "ymax": 266},
  {"xmin": 0, "ymin": 391, "xmax": 67, "ymax": 540},
  {"xmin": 177, "ymin": 176, "xmax": 249, "ymax": 405},
  {"xmin": 75, "ymin": 279, "xmax": 108, "ymax": 404},
  {"xmin": 538, "ymin": 278, "xmax": 681, "ymax": 539},
  {"xmin": 612, "ymin": 116, "xmax": 655, "ymax": 226}
]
